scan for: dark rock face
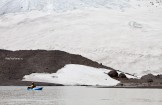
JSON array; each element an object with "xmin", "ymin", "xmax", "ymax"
[
  {"xmin": 141, "ymin": 74, "xmax": 156, "ymax": 80},
  {"xmin": 0, "ymin": 49, "xmax": 115, "ymax": 85},
  {"xmin": 119, "ymin": 73, "xmax": 127, "ymax": 79},
  {"xmin": 108, "ymin": 70, "xmax": 118, "ymax": 78},
  {"xmin": 156, "ymin": 74, "xmax": 162, "ymax": 79},
  {"xmin": 147, "ymin": 79, "xmax": 153, "ymax": 83}
]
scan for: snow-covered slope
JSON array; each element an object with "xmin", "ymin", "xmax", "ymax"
[
  {"xmin": 0, "ymin": 0, "xmax": 162, "ymax": 76},
  {"xmin": 23, "ymin": 64, "xmax": 120, "ymax": 86}
]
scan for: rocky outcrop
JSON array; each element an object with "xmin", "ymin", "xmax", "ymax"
[
  {"xmin": 156, "ymin": 74, "xmax": 162, "ymax": 79},
  {"xmin": 119, "ymin": 73, "xmax": 127, "ymax": 79},
  {"xmin": 108, "ymin": 70, "xmax": 118, "ymax": 78},
  {"xmin": 141, "ymin": 74, "xmax": 156, "ymax": 80}
]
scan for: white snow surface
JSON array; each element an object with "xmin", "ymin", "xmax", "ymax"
[
  {"xmin": 0, "ymin": 0, "xmax": 162, "ymax": 76},
  {"xmin": 0, "ymin": 0, "xmax": 162, "ymax": 15},
  {"xmin": 0, "ymin": 0, "xmax": 131, "ymax": 15},
  {"xmin": 23, "ymin": 64, "xmax": 120, "ymax": 86}
]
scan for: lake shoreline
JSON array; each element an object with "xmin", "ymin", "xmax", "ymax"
[
  {"xmin": 0, "ymin": 80, "xmax": 64, "ymax": 86},
  {"xmin": 92, "ymin": 86, "xmax": 162, "ymax": 89},
  {"xmin": 1, "ymin": 80, "xmax": 162, "ymax": 89}
]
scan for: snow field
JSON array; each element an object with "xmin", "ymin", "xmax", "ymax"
[
  {"xmin": 0, "ymin": 0, "xmax": 162, "ymax": 75},
  {"xmin": 23, "ymin": 64, "xmax": 120, "ymax": 86}
]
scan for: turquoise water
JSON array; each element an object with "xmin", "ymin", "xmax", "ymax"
[{"xmin": 0, "ymin": 86, "xmax": 162, "ymax": 105}]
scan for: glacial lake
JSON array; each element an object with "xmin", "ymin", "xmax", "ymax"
[{"xmin": 0, "ymin": 86, "xmax": 162, "ymax": 105}]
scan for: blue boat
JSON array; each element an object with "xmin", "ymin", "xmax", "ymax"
[{"xmin": 27, "ymin": 87, "xmax": 43, "ymax": 90}]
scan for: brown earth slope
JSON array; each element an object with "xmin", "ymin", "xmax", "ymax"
[{"xmin": 0, "ymin": 49, "xmax": 115, "ymax": 85}]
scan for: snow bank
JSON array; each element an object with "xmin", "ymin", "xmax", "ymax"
[{"xmin": 23, "ymin": 64, "xmax": 120, "ymax": 86}]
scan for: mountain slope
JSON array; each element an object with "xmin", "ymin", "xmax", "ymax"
[
  {"xmin": 0, "ymin": 49, "xmax": 120, "ymax": 85},
  {"xmin": 0, "ymin": 0, "xmax": 162, "ymax": 76},
  {"xmin": 0, "ymin": 49, "xmax": 111, "ymax": 80}
]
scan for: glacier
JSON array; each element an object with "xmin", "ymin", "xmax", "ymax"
[
  {"xmin": 0, "ymin": 0, "xmax": 162, "ymax": 15},
  {"xmin": 0, "ymin": 0, "xmax": 162, "ymax": 76},
  {"xmin": 0, "ymin": 0, "xmax": 132, "ymax": 15}
]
